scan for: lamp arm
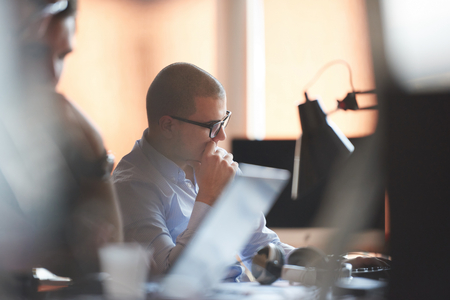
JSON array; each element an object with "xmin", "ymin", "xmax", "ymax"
[
  {"xmin": 354, "ymin": 89, "xmax": 376, "ymax": 95},
  {"xmin": 337, "ymin": 90, "xmax": 377, "ymax": 111},
  {"xmin": 358, "ymin": 104, "xmax": 378, "ymax": 110}
]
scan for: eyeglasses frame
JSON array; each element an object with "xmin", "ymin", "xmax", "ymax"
[{"xmin": 170, "ymin": 110, "xmax": 231, "ymax": 138}]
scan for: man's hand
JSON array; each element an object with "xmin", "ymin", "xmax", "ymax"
[{"xmin": 188, "ymin": 141, "xmax": 238, "ymax": 206}]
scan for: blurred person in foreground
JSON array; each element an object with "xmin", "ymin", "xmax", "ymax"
[
  {"xmin": 113, "ymin": 63, "xmax": 294, "ymax": 280},
  {"xmin": 0, "ymin": 0, "xmax": 123, "ymax": 291}
]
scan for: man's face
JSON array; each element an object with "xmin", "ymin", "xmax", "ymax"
[
  {"xmin": 173, "ymin": 96, "xmax": 228, "ymax": 164},
  {"xmin": 44, "ymin": 15, "xmax": 75, "ymax": 87},
  {"xmin": 18, "ymin": 1, "xmax": 75, "ymax": 88}
]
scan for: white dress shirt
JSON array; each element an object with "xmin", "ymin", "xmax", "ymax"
[{"xmin": 113, "ymin": 129, "xmax": 294, "ymax": 275}]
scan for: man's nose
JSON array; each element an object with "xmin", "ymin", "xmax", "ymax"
[
  {"xmin": 48, "ymin": 56, "xmax": 63, "ymax": 86},
  {"xmin": 212, "ymin": 126, "xmax": 226, "ymax": 142},
  {"xmin": 52, "ymin": 57, "xmax": 64, "ymax": 84}
]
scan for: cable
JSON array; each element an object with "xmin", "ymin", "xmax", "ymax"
[
  {"xmin": 303, "ymin": 60, "xmax": 376, "ymax": 113},
  {"xmin": 303, "ymin": 59, "xmax": 355, "ymax": 95}
]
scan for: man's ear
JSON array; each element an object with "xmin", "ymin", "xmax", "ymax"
[{"xmin": 158, "ymin": 116, "xmax": 176, "ymax": 138}]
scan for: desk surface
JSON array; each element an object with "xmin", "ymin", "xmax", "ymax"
[
  {"xmin": 207, "ymin": 281, "xmax": 319, "ymax": 300},
  {"xmin": 271, "ymin": 227, "xmax": 386, "ymax": 254}
]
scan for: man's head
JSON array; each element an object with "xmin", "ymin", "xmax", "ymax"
[
  {"xmin": 146, "ymin": 63, "xmax": 229, "ymax": 165},
  {"xmin": 18, "ymin": 0, "xmax": 76, "ymax": 87},
  {"xmin": 146, "ymin": 62, "xmax": 226, "ymax": 125}
]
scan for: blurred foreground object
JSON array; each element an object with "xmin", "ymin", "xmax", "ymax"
[
  {"xmin": 366, "ymin": 0, "xmax": 450, "ymax": 298},
  {"xmin": 0, "ymin": 0, "xmax": 122, "ymax": 297},
  {"xmin": 33, "ymin": 268, "xmax": 72, "ymax": 292},
  {"xmin": 99, "ymin": 243, "xmax": 150, "ymax": 300}
]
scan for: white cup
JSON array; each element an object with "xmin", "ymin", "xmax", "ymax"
[{"xmin": 99, "ymin": 243, "xmax": 150, "ymax": 300}]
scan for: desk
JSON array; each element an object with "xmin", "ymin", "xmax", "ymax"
[
  {"xmin": 272, "ymin": 228, "xmax": 386, "ymax": 254},
  {"xmin": 206, "ymin": 281, "xmax": 319, "ymax": 300}
]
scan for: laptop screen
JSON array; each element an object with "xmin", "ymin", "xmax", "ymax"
[{"xmin": 159, "ymin": 163, "xmax": 290, "ymax": 298}]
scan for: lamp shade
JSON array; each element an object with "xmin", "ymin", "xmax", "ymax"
[{"xmin": 292, "ymin": 97, "xmax": 354, "ymax": 199}]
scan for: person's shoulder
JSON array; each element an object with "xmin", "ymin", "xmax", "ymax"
[
  {"xmin": 113, "ymin": 147, "xmax": 168, "ymax": 192},
  {"xmin": 113, "ymin": 149, "xmax": 150, "ymax": 184},
  {"xmin": 112, "ymin": 154, "xmax": 174, "ymax": 212},
  {"xmin": 112, "ymin": 149, "xmax": 180, "ymax": 207},
  {"xmin": 55, "ymin": 93, "xmax": 105, "ymax": 161}
]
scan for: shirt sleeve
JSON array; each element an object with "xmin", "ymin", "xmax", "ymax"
[
  {"xmin": 162, "ymin": 201, "xmax": 210, "ymax": 271},
  {"xmin": 115, "ymin": 180, "xmax": 211, "ymax": 275}
]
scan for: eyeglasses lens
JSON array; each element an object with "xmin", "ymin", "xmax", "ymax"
[
  {"xmin": 210, "ymin": 113, "xmax": 231, "ymax": 138},
  {"xmin": 211, "ymin": 123, "xmax": 222, "ymax": 138}
]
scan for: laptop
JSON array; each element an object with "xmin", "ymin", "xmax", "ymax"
[{"xmin": 158, "ymin": 163, "xmax": 290, "ymax": 299}]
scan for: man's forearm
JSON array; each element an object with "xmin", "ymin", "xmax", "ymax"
[{"xmin": 152, "ymin": 201, "xmax": 211, "ymax": 274}]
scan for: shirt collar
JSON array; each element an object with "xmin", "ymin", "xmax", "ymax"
[{"xmin": 139, "ymin": 129, "xmax": 187, "ymax": 184}]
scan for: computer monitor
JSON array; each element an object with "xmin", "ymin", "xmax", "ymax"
[{"xmin": 232, "ymin": 136, "xmax": 385, "ymax": 230}]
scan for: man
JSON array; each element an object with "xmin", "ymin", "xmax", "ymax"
[
  {"xmin": 1, "ymin": 0, "xmax": 122, "ymax": 283},
  {"xmin": 28, "ymin": 0, "xmax": 124, "ymax": 279},
  {"xmin": 113, "ymin": 62, "xmax": 293, "ymax": 276}
]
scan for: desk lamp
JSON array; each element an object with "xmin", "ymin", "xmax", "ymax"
[{"xmin": 291, "ymin": 92, "xmax": 355, "ymax": 199}]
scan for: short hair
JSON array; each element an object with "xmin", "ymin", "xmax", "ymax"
[{"xmin": 146, "ymin": 62, "xmax": 225, "ymax": 125}]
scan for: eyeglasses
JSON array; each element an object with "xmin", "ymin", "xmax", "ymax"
[{"xmin": 171, "ymin": 111, "xmax": 231, "ymax": 138}]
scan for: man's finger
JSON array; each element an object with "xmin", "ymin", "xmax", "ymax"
[
  {"xmin": 204, "ymin": 141, "xmax": 217, "ymax": 156},
  {"xmin": 215, "ymin": 147, "xmax": 228, "ymax": 158},
  {"xmin": 223, "ymin": 153, "xmax": 234, "ymax": 164}
]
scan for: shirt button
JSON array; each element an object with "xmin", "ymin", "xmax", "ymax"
[{"xmin": 187, "ymin": 182, "xmax": 192, "ymax": 188}]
